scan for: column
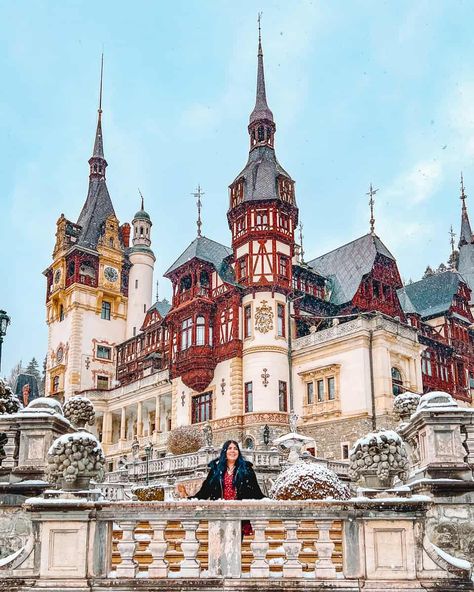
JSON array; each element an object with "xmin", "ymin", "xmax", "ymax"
[
  {"xmin": 137, "ymin": 401, "xmax": 143, "ymax": 437},
  {"xmin": 154, "ymin": 396, "xmax": 160, "ymax": 433},
  {"xmin": 102, "ymin": 412, "xmax": 112, "ymax": 444},
  {"xmin": 120, "ymin": 407, "xmax": 126, "ymax": 441}
]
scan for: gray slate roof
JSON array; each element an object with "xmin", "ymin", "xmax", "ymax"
[
  {"xmin": 232, "ymin": 145, "xmax": 293, "ymax": 203},
  {"xmin": 249, "ymin": 39, "xmax": 274, "ymax": 125},
  {"xmin": 76, "ymin": 177, "xmax": 116, "ymax": 249},
  {"xmin": 307, "ymin": 234, "xmax": 396, "ymax": 306},
  {"xmin": 148, "ymin": 298, "xmax": 171, "ymax": 318},
  {"xmin": 164, "ymin": 236, "xmax": 236, "ymax": 285},
  {"xmin": 397, "ymin": 270, "xmax": 467, "ymax": 319}
]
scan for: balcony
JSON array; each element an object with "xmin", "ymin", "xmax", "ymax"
[
  {"xmin": 175, "ymin": 286, "xmax": 211, "ymax": 306},
  {"xmin": 174, "ymin": 345, "xmax": 216, "ymax": 391}
]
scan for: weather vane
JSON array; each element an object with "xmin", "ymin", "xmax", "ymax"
[
  {"xmin": 298, "ymin": 222, "xmax": 305, "ymax": 263},
  {"xmin": 191, "ymin": 185, "xmax": 204, "ymax": 237},
  {"xmin": 461, "ymin": 172, "xmax": 467, "ymax": 213},
  {"xmin": 366, "ymin": 183, "xmax": 378, "ymax": 236}
]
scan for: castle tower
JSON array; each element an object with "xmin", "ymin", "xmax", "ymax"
[
  {"xmin": 126, "ymin": 195, "xmax": 156, "ymax": 338},
  {"xmin": 227, "ymin": 24, "xmax": 299, "ymax": 417},
  {"xmin": 44, "ymin": 59, "xmax": 129, "ymax": 398}
]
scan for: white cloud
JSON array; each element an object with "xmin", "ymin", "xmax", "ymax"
[{"xmin": 385, "ymin": 160, "xmax": 443, "ymax": 206}]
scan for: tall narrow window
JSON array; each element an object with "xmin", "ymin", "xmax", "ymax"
[
  {"xmin": 245, "ymin": 382, "xmax": 253, "ymax": 413},
  {"xmin": 391, "ymin": 367, "xmax": 404, "ymax": 396},
  {"xmin": 59, "ymin": 305, "xmax": 64, "ymax": 322},
  {"xmin": 181, "ymin": 318, "xmax": 193, "ymax": 350},
  {"xmin": 244, "ymin": 305, "xmax": 252, "ymax": 338},
  {"xmin": 278, "ymin": 381, "xmax": 288, "ymax": 412},
  {"xmin": 101, "ymin": 301, "xmax": 111, "ymax": 320},
  {"xmin": 306, "ymin": 382, "xmax": 314, "ymax": 404},
  {"xmin": 277, "ymin": 303, "xmax": 285, "ymax": 337},
  {"xmin": 279, "ymin": 256, "xmax": 288, "ymax": 277},
  {"xmin": 317, "ymin": 379, "xmax": 324, "ymax": 402},
  {"xmin": 196, "ymin": 316, "xmax": 205, "ymax": 345},
  {"xmin": 52, "ymin": 376, "xmax": 60, "ymax": 393},
  {"xmin": 192, "ymin": 391, "xmax": 212, "ymax": 423},
  {"xmin": 327, "ymin": 377, "xmax": 335, "ymax": 400},
  {"xmin": 239, "ymin": 257, "xmax": 247, "ymax": 280},
  {"xmin": 209, "ymin": 325, "xmax": 213, "ymax": 346},
  {"xmin": 135, "ymin": 279, "xmax": 139, "ymax": 289}
]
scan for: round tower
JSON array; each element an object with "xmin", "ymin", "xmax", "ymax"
[{"xmin": 126, "ymin": 197, "xmax": 156, "ymax": 338}]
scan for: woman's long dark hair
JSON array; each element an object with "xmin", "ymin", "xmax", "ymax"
[{"xmin": 214, "ymin": 440, "xmax": 249, "ymax": 488}]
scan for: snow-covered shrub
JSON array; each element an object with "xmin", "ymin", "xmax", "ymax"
[
  {"xmin": 349, "ymin": 430, "xmax": 409, "ymax": 486},
  {"xmin": 393, "ymin": 392, "xmax": 420, "ymax": 421},
  {"xmin": 270, "ymin": 461, "xmax": 350, "ymax": 501},
  {"xmin": 167, "ymin": 425, "xmax": 204, "ymax": 455},
  {"xmin": 63, "ymin": 396, "xmax": 95, "ymax": 428},
  {"xmin": 26, "ymin": 397, "xmax": 63, "ymax": 415},
  {"xmin": 47, "ymin": 432, "xmax": 105, "ymax": 488},
  {"xmin": 0, "ymin": 378, "xmax": 21, "ymax": 415}
]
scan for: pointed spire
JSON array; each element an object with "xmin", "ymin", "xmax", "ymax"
[
  {"xmin": 459, "ymin": 173, "xmax": 473, "ymax": 247},
  {"xmin": 138, "ymin": 187, "xmax": 145, "ymax": 211},
  {"xmin": 298, "ymin": 222, "xmax": 305, "ymax": 264},
  {"xmin": 249, "ymin": 13, "xmax": 274, "ymax": 126},
  {"xmin": 92, "ymin": 54, "xmax": 105, "ymax": 159},
  {"xmin": 367, "ymin": 184, "xmax": 378, "ymax": 236}
]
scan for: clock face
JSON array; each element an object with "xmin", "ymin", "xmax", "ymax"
[
  {"xmin": 104, "ymin": 266, "xmax": 118, "ymax": 282},
  {"xmin": 54, "ymin": 269, "xmax": 61, "ymax": 284}
]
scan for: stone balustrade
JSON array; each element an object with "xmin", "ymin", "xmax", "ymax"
[{"xmin": 3, "ymin": 495, "xmax": 471, "ymax": 591}]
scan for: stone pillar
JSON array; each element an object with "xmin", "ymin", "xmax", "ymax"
[
  {"xmin": 102, "ymin": 412, "xmax": 112, "ymax": 445},
  {"xmin": 154, "ymin": 396, "xmax": 160, "ymax": 433},
  {"xmin": 137, "ymin": 401, "xmax": 143, "ymax": 438},
  {"xmin": 120, "ymin": 407, "xmax": 126, "ymax": 441},
  {"xmin": 230, "ymin": 356, "xmax": 243, "ymax": 416},
  {"xmin": 208, "ymin": 519, "xmax": 241, "ymax": 577}
]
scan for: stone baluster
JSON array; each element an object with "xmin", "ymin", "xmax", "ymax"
[
  {"xmin": 314, "ymin": 520, "xmax": 336, "ymax": 579},
  {"xmin": 283, "ymin": 519, "xmax": 303, "ymax": 577},
  {"xmin": 2, "ymin": 429, "xmax": 17, "ymax": 469},
  {"xmin": 116, "ymin": 521, "xmax": 138, "ymax": 577},
  {"xmin": 148, "ymin": 520, "xmax": 169, "ymax": 578},
  {"xmin": 250, "ymin": 519, "xmax": 269, "ymax": 577},
  {"xmin": 179, "ymin": 520, "xmax": 200, "ymax": 577}
]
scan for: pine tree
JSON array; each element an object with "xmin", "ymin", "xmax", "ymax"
[
  {"xmin": 25, "ymin": 357, "xmax": 42, "ymax": 384},
  {"xmin": 7, "ymin": 360, "xmax": 23, "ymax": 390},
  {"xmin": 423, "ymin": 265, "xmax": 435, "ymax": 279}
]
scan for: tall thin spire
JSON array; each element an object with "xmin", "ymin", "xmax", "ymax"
[
  {"xmin": 249, "ymin": 13, "xmax": 274, "ymax": 126},
  {"xmin": 459, "ymin": 173, "xmax": 473, "ymax": 247},
  {"xmin": 367, "ymin": 184, "xmax": 378, "ymax": 236},
  {"xmin": 138, "ymin": 187, "xmax": 145, "ymax": 211},
  {"xmin": 92, "ymin": 54, "xmax": 105, "ymax": 160},
  {"xmin": 192, "ymin": 185, "xmax": 204, "ymax": 238},
  {"xmin": 449, "ymin": 225, "xmax": 456, "ymax": 267},
  {"xmin": 298, "ymin": 222, "xmax": 305, "ymax": 264}
]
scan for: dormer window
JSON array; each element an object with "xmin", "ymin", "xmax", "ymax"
[{"xmin": 258, "ymin": 126, "xmax": 265, "ymax": 141}]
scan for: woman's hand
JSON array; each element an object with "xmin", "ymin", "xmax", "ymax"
[{"xmin": 176, "ymin": 483, "xmax": 188, "ymax": 498}]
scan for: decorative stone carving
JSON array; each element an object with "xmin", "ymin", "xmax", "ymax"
[
  {"xmin": 261, "ymin": 368, "xmax": 270, "ymax": 387},
  {"xmin": 202, "ymin": 422, "xmax": 213, "ymax": 449},
  {"xmin": 255, "ymin": 300, "xmax": 274, "ymax": 333},
  {"xmin": 0, "ymin": 379, "xmax": 21, "ymax": 415},
  {"xmin": 349, "ymin": 429, "xmax": 409, "ymax": 488},
  {"xmin": 47, "ymin": 432, "xmax": 105, "ymax": 490},
  {"xmin": 393, "ymin": 392, "xmax": 421, "ymax": 422},
  {"xmin": 63, "ymin": 395, "xmax": 95, "ymax": 428},
  {"xmin": 0, "ymin": 508, "xmax": 32, "ymax": 560}
]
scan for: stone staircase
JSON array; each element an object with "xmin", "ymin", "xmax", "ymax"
[{"xmin": 112, "ymin": 519, "xmax": 343, "ymax": 574}]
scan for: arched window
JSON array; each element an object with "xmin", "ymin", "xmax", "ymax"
[
  {"xmin": 180, "ymin": 275, "xmax": 192, "ymax": 293},
  {"xmin": 391, "ymin": 367, "xmax": 404, "ymax": 396},
  {"xmin": 258, "ymin": 126, "xmax": 264, "ymax": 141},
  {"xmin": 244, "ymin": 436, "xmax": 254, "ymax": 450},
  {"xmin": 196, "ymin": 316, "xmax": 205, "ymax": 345},
  {"xmin": 52, "ymin": 376, "xmax": 60, "ymax": 393},
  {"xmin": 67, "ymin": 261, "xmax": 75, "ymax": 277},
  {"xmin": 59, "ymin": 304, "xmax": 64, "ymax": 322},
  {"xmin": 200, "ymin": 270, "xmax": 210, "ymax": 287}
]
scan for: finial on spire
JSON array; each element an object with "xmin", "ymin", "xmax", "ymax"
[
  {"xmin": 449, "ymin": 225, "xmax": 456, "ymax": 262},
  {"xmin": 98, "ymin": 52, "xmax": 104, "ymax": 118},
  {"xmin": 191, "ymin": 185, "xmax": 204, "ymax": 238},
  {"xmin": 461, "ymin": 172, "xmax": 467, "ymax": 213},
  {"xmin": 155, "ymin": 279, "xmax": 159, "ymax": 302},
  {"xmin": 249, "ymin": 13, "xmax": 274, "ymax": 128},
  {"xmin": 298, "ymin": 222, "xmax": 305, "ymax": 264},
  {"xmin": 258, "ymin": 12, "xmax": 262, "ymax": 52},
  {"xmin": 366, "ymin": 184, "xmax": 378, "ymax": 236},
  {"xmin": 138, "ymin": 187, "xmax": 144, "ymax": 211}
]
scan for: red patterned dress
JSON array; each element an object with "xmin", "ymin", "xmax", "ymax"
[{"xmin": 223, "ymin": 470, "xmax": 253, "ymax": 537}]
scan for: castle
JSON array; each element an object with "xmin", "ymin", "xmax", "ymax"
[{"xmin": 43, "ymin": 32, "xmax": 474, "ymax": 466}]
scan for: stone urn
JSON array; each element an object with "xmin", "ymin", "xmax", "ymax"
[
  {"xmin": 63, "ymin": 396, "xmax": 95, "ymax": 429},
  {"xmin": 393, "ymin": 392, "xmax": 421, "ymax": 423},
  {"xmin": 47, "ymin": 432, "xmax": 105, "ymax": 491},
  {"xmin": 349, "ymin": 430, "xmax": 409, "ymax": 489}
]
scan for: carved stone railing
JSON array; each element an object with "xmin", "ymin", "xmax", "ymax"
[
  {"xmin": 9, "ymin": 496, "xmax": 472, "ymax": 589},
  {"xmin": 293, "ymin": 314, "xmax": 418, "ymax": 352}
]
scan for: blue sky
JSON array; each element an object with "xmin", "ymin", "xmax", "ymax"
[{"xmin": 1, "ymin": 0, "xmax": 474, "ymax": 377}]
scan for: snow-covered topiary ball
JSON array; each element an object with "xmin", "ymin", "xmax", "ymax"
[
  {"xmin": 47, "ymin": 432, "xmax": 105, "ymax": 488},
  {"xmin": 270, "ymin": 461, "xmax": 350, "ymax": 501},
  {"xmin": 167, "ymin": 425, "xmax": 204, "ymax": 455},
  {"xmin": 393, "ymin": 392, "xmax": 420, "ymax": 421},
  {"xmin": 63, "ymin": 396, "xmax": 95, "ymax": 428},
  {"xmin": 0, "ymin": 378, "xmax": 21, "ymax": 415}
]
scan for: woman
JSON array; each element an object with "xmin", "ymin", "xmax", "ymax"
[{"xmin": 177, "ymin": 440, "xmax": 264, "ymax": 536}]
